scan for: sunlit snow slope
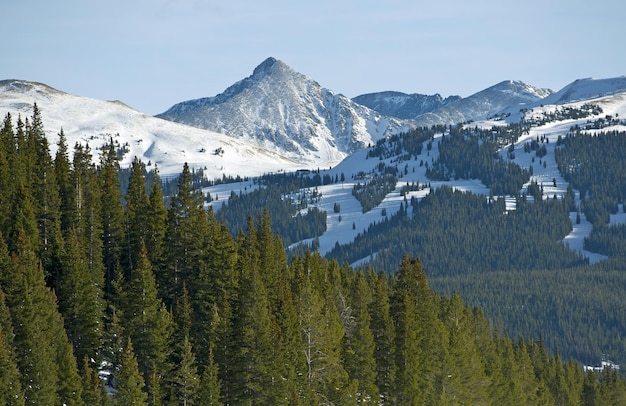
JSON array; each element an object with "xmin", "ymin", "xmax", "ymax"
[{"xmin": 0, "ymin": 79, "xmax": 299, "ymax": 178}]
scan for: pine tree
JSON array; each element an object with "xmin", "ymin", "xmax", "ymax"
[
  {"xmin": 25, "ymin": 105, "xmax": 62, "ymax": 274},
  {"xmin": 72, "ymin": 143, "xmax": 106, "ymax": 296},
  {"xmin": 342, "ymin": 270, "xmax": 378, "ymax": 403},
  {"xmin": 57, "ymin": 227, "xmax": 105, "ymax": 366},
  {"xmin": 581, "ymin": 370, "xmax": 601, "ymax": 406},
  {"xmin": 81, "ymin": 357, "xmax": 104, "ymax": 406},
  {"xmin": 124, "ymin": 157, "xmax": 150, "ymax": 276},
  {"xmin": 171, "ymin": 336, "xmax": 200, "ymax": 406},
  {"xmin": 114, "ymin": 338, "xmax": 148, "ymax": 406},
  {"xmin": 226, "ymin": 234, "xmax": 277, "ymax": 404},
  {"xmin": 99, "ymin": 139, "xmax": 125, "ymax": 294},
  {"xmin": 0, "ymin": 287, "xmax": 24, "ymax": 406},
  {"xmin": 197, "ymin": 346, "xmax": 222, "ymax": 406},
  {"xmin": 0, "ymin": 114, "xmax": 13, "ymax": 236},
  {"xmin": 6, "ymin": 180, "xmax": 39, "ymax": 254},
  {"xmin": 163, "ymin": 163, "xmax": 205, "ymax": 306},
  {"xmin": 55, "ymin": 129, "xmax": 74, "ymax": 232},
  {"xmin": 294, "ymin": 253, "xmax": 350, "ymax": 404},
  {"xmin": 145, "ymin": 166, "xmax": 167, "ymax": 273},
  {"xmin": 438, "ymin": 293, "xmax": 490, "ymax": 404},
  {"xmin": 121, "ymin": 244, "xmax": 173, "ymax": 399},
  {"xmin": 367, "ymin": 269, "xmax": 396, "ymax": 402},
  {"xmin": 392, "ymin": 256, "xmax": 441, "ymax": 405},
  {"xmin": 2, "ymin": 231, "xmax": 86, "ymax": 405},
  {"xmin": 188, "ymin": 210, "xmax": 236, "ymax": 367}
]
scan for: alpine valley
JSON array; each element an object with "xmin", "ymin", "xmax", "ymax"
[{"xmin": 2, "ymin": 57, "xmax": 626, "ymax": 404}]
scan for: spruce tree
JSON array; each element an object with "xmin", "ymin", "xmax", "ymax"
[
  {"xmin": 57, "ymin": 227, "xmax": 105, "ymax": 366},
  {"xmin": 0, "ymin": 114, "xmax": 13, "ymax": 235},
  {"xmin": 227, "ymin": 235, "xmax": 276, "ymax": 404},
  {"xmin": 163, "ymin": 163, "xmax": 205, "ymax": 306},
  {"xmin": 99, "ymin": 139, "xmax": 125, "ymax": 293},
  {"xmin": 0, "ymin": 287, "xmax": 24, "ymax": 406},
  {"xmin": 25, "ymin": 105, "xmax": 62, "ymax": 274},
  {"xmin": 124, "ymin": 157, "xmax": 150, "ymax": 276},
  {"xmin": 81, "ymin": 357, "xmax": 104, "ymax": 406},
  {"xmin": 114, "ymin": 338, "xmax": 148, "ymax": 406},
  {"xmin": 72, "ymin": 143, "xmax": 106, "ymax": 296},
  {"xmin": 343, "ymin": 270, "xmax": 378, "ymax": 403},
  {"xmin": 171, "ymin": 336, "xmax": 200, "ymax": 406},
  {"xmin": 146, "ymin": 165, "xmax": 167, "ymax": 273},
  {"xmin": 438, "ymin": 293, "xmax": 490, "ymax": 404},
  {"xmin": 367, "ymin": 269, "xmax": 396, "ymax": 402},
  {"xmin": 197, "ymin": 347, "xmax": 223, "ymax": 406},
  {"xmin": 121, "ymin": 244, "xmax": 173, "ymax": 398},
  {"xmin": 2, "ymin": 231, "xmax": 82, "ymax": 405},
  {"xmin": 55, "ymin": 129, "xmax": 73, "ymax": 233},
  {"xmin": 294, "ymin": 253, "xmax": 349, "ymax": 404},
  {"xmin": 392, "ymin": 256, "xmax": 441, "ymax": 404}
]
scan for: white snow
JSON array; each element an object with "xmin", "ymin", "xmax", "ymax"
[{"xmin": 0, "ymin": 80, "xmax": 301, "ymax": 178}]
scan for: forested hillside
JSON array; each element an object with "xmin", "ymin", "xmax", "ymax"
[{"xmin": 2, "ymin": 106, "xmax": 626, "ymax": 404}]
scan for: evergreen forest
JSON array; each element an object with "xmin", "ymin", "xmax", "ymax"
[{"xmin": 2, "ymin": 106, "xmax": 626, "ymax": 405}]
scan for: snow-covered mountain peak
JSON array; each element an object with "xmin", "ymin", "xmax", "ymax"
[
  {"xmin": 0, "ymin": 79, "xmax": 61, "ymax": 96},
  {"xmin": 157, "ymin": 57, "xmax": 413, "ymax": 165},
  {"xmin": 480, "ymin": 80, "xmax": 553, "ymax": 101},
  {"xmin": 252, "ymin": 56, "xmax": 284, "ymax": 76}
]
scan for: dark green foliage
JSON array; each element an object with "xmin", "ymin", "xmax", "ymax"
[
  {"xmin": 427, "ymin": 125, "xmax": 530, "ymax": 195},
  {"xmin": 170, "ymin": 336, "xmax": 200, "ymax": 406},
  {"xmin": 0, "ymin": 288, "xmax": 24, "ymax": 405},
  {"xmin": 99, "ymin": 139, "xmax": 125, "ymax": 291},
  {"xmin": 556, "ymin": 130, "xmax": 626, "ymax": 224},
  {"xmin": 329, "ymin": 186, "xmax": 584, "ymax": 277},
  {"xmin": 352, "ymin": 173, "xmax": 397, "ymax": 213},
  {"xmin": 57, "ymin": 227, "xmax": 105, "ymax": 367},
  {"xmin": 197, "ymin": 347, "xmax": 222, "ymax": 405},
  {"xmin": 367, "ymin": 126, "xmax": 435, "ymax": 160},
  {"xmin": 216, "ymin": 183, "xmax": 327, "ymax": 246},
  {"xmin": 114, "ymin": 338, "xmax": 148, "ymax": 405},
  {"xmin": 121, "ymin": 244, "xmax": 173, "ymax": 395},
  {"xmin": 585, "ymin": 223, "xmax": 626, "ymax": 256}
]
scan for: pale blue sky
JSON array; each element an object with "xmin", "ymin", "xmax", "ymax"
[{"xmin": 2, "ymin": 0, "xmax": 624, "ymax": 114}]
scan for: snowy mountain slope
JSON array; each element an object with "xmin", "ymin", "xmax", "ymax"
[
  {"xmin": 352, "ymin": 91, "xmax": 461, "ymax": 120},
  {"xmin": 541, "ymin": 76, "xmax": 626, "ymax": 105},
  {"xmin": 412, "ymin": 80, "xmax": 553, "ymax": 127},
  {"xmin": 204, "ymin": 87, "xmax": 626, "ymax": 265},
  {"xmin": 157, "ymin": 57, "xmax": 414, "ymax": 165},
  {"xmin": 0, "ymin": 79, "xmax": 299, "ymax": 178}
]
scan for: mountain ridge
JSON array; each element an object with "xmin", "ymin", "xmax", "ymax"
[
  {"xmin": 157, "ymin": 57, "xmax": 414, "ymax": 165},
  {"xmin": 352, "ymin": 91, "xmax": 462, "ymax": 120}
]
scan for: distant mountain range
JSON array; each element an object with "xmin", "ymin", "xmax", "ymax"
[
  {"xmin": 351, "ymin": 91, "xmax": 461, "ymax": 120},
  {"xmin": 1, "ymin": 58, "xmax": 626, "ymax": 179}
]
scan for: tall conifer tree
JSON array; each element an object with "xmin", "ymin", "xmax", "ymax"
[
  {"xmin": 99, "ymin": 139, "xmax": 125, "ymax": 293},
  {"xmin": 57, "ymin": 227, "xmax": 105, "ymax": 366},
  {"xmin": 0, "ymin": 287, "xmax": 24, "ymax": 405},
  {"xmin": 122, "ymin": 243, "xmax": 173, "ymax": 399},
  {"xmin": 114, "ymin": 338, "xmax": 148, "ymax": 406}
]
